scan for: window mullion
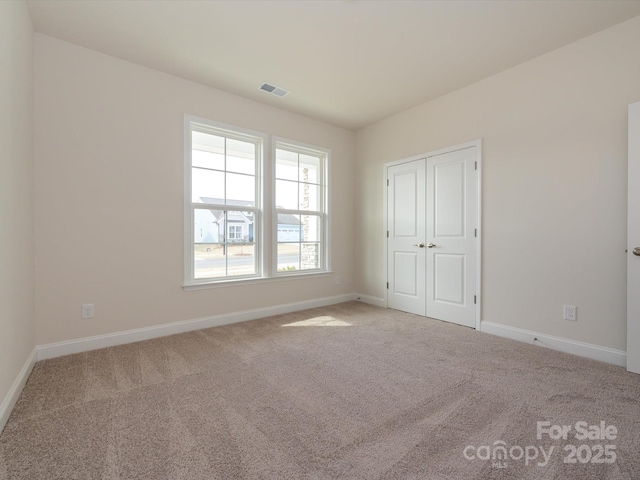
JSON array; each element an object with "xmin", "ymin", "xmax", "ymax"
[{"xmin": 223, "ymin": 210, "xmax": 228, "ymax": 277}]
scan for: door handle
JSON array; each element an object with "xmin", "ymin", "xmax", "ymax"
[
  {"xmin": 427, "ymin": 243, "xmax": 436, "ymax": 248},
  {"xmin": 413, "ymin": 243, "xmax": 425, "ymax": 248},
  {"xmin": 634, "ymin": 247, "xmax": 640, "ymax": 256}
]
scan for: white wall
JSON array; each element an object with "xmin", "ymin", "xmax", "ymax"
[
  {"xmin": 355, "ymin": 16, "xmax": 640, "ymax": 351},
  {"xmin": 0, "ymin": 0, "xmax": 35, "ymax": 412},
  {"xmin": 34, "ymin": 35, "xmax": 355, "ymax": 345}
]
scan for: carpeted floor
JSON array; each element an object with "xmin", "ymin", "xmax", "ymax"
[{"xmin": 1, "ymin": 301, "xmax": 639, "ymax": 479}]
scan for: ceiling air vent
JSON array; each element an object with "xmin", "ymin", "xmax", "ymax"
[{"xmin": 259, "ymin": 82, "xmax": 289, "ymax": 98}]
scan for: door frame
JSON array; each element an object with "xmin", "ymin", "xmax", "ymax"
[
  {"xmin": 383, "ymin": 139, "xmax": 483, "ymax": 330},
  {"xmin": 628, "ymin": 102, "xmax": 640, "ymax": 374}
]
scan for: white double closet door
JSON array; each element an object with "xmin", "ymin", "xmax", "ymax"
[{"xmin": 386, "ymin": 146, "xmax": 479, "ymax": 328}]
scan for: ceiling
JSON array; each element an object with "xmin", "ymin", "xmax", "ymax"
[{"xmin": 26, "ymin": 0, "xmax": 640, "ymax": 131}]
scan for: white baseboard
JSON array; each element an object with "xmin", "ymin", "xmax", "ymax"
[
  {"xmin": 355, "ymin": 294, "xmax": 385, "ymax": 308},
  {"xmin": 0, "ymin": 348, "xmax": 37, "ymax": 433},
  {"xmin": 480, "ymin": 321, "xmax": 627, "ymax": 367},
  {"xmin": 37, "ymin": 293, "xmax": 358, "ymax": 361}
]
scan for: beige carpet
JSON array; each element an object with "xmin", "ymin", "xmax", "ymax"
[{"xmin": 1, "ymin": 301, "xmax": 639, "ymax": 479}]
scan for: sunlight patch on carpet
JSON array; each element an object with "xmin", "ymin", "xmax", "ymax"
[{"xmin": 281, "ymin": 316, "xmax": 351, "ymax": 327}]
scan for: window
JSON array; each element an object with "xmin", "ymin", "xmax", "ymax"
[
  {"xmin": 274, "ymin": 142, "xmax": 328, "ymax": 273},
  {"xmin": 185, "ymin": 116, "xmax": 329, "ymax": 286},
  {"xmin": 187, "ymin": 120, "xmax": 262, "ymax": 281},
  {"xmin": 228, "ymin": 225, "xmax": 243, "ymax": 241}
]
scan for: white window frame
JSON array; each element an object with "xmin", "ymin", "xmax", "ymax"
[
  {"xmin": 272, "ymin": 138, "xmax": 330, "ymax": 277},
  {"xmin": 184, "ymin": 115, "xmax": 265, "ymax": 286},
  {"xmin": 184, "ymin": 116, "xmax": 331, "ymax": 288}
]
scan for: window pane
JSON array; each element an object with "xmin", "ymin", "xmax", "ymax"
[
  {"xmin": 300, "ymin": 215, "xmax": 321, "ymax": 242},
  {"xmin": 301, "ymin": 243, "xmax": 320, "ymax": 270},
  {"xmin": 276, "ymin": 179, "xmax": 298, "ymax": 209},
  {"xmin": 277, "ymin": 213, "xmax": 302, "ymax": 242},
  {"xmin": 227, "ymin": 153, "xmax": 255, "ymax": 176},
  {"xmin": 194, "ymin": 243, "xmax": 256, "ymax": 278},
  {"xmin": 194, "ymin": 207, "xmax": 224, "ymax": 278},
  {"xmin": 192, "ymin": 131, "xmax": 225, "ymax": 170},
  {"xmin": 299, "ymin": 154, "xmax": 320, "ymax": 184},
  {"xmin": 194, "ymin": 243, "xmax": 226, "ymax": 279},
  {"xmin": 192, "ymin": 149, "xmax": 224, "ymax": 171},
  {"xmin": 226, "ymin": 138, "xmax": 255, "ymax": 175},
  {"xmin": 299, "ymin": 183, "xmax": 320, "ymax": 211},
  {"xmin": 194, "ymin": 208, "xmax": 224, "ymax": 243},
  {"xmin": 193, "ymin": 209, "xmax": 256, "ymax": 279},
  {"xmin": 226, "ymin": 173, "xmax": 255, "ymax": 206},
  {"xmin": 226, "ymin": 211, "xmax": 255, "ymax": 243},
  {"xmin": 226, "ymin": 243, "xmax": 255, "ymax": 277},
  {"xmin": 192, "ymin": 168, "xmax": 224, "ymax": 203},
  {"xmin": 278, "ymin": 243, "xmax": 300, "ymax": 272},
  {"xmin": 276, "ymin": 149, "xmax": 298, "ymax": 181}
]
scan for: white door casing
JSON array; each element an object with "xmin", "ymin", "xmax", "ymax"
[
  {"xmin": 426, "ymin": 147, "xmax": 478, "ymax": 328},
  {"xmin": 387, "ymin": 160, "xmax": 426, "ymax": 316},
  {"xmin": 628, "ymin": 102, "xmax": 640, "ymax": 374},
  {"xmin": 385, "ymin": 142, "xmax": 480, "ymax": 328}
]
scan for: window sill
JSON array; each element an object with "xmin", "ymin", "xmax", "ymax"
[{"xmin": 183, "ymin": 271, "xmax": 333, "ymax": 291}]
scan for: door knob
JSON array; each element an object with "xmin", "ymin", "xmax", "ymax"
[
  {"xmin": 427, "ymin": 243, "xmax": 436, "ymax": 248},
  {"xmin": 634, "ymin": 247, "xmax": 640, "ymax": 256},
  {"xmin": 413, "ymin": 243, "xmax": 425, "ymax": 248}
]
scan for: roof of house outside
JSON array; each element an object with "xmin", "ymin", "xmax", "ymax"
[{"xmin": 199, "ymin": 198, "xmax": 302, "ymax": 225}]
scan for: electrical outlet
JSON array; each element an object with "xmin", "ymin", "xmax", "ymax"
[
  {"xmin": 335, "ymin": 275, "xmax": 341, "ymax": 285},
  {"xmin": 82, "ymin": 304, "xmax": 95, "ymax": 319},
  {"xmin": 563, "ymin": 305, "xmax": 577, "ymax": 321}
]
